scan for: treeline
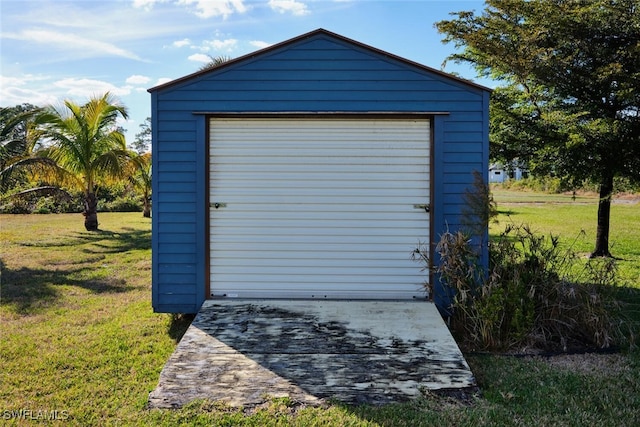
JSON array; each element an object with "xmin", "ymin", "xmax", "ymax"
[
  {"xmin": 495, "ymin": 176, "xmax": 640, "ymax": 195},
  {"xmin": 1, "ymin": 182, "xmax": 146, "ymax": 214}
]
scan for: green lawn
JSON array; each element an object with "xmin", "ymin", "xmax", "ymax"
[
  {"xmin": 491, "ymin": 187, "xmax": 640, "ymax": 288},
  {"xmin": 1, "ymin": 209, "xmax": 639, "ymax": 426}
]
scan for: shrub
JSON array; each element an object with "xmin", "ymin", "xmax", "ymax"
[
  {"xmin": 0, "ymin": 189, "xmax": 82, "ymax": 214},
  {"xmin": 102, "ymin": 195, "xmax": 142, "ymax": 212},
  {"xmin": 497, "ymin": 175, "xmax": 639, "ymax": 195},
  {"xmin": 461, "ymin": 170, "xmax": 498, "ymax": 240},
  {"xmin": 0, "ymin": 199, "xmax": 31, "ymax": 214},
  {"xmin": 416, "ymin": 224, "xmax": 634, "ymax": 352},
  {"xmin": 501, "ymin": 176, "xmax": 566, "ymax": 193},
  {"xmin": 33, "ymin": 196, "xmax": 81, "ymax": 214}
]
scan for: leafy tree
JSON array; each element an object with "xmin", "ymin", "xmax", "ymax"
[
  {"xmin": 131, "ymin": 117, "xmax": 151, "ymax": 154},
  {"xmin": 35, "ymin": 93, "xmax": 130, "ymax": 230},
  {"xmin": 128, "ymin": 152, "xmax": 152, "ymax": 217},
  {"xmin": 437, "ymin": 0, "xmax": 640, "ymax": 257}
]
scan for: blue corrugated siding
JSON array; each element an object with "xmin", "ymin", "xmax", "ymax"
[{"xmin": 151, "ymin": 31, "xmax": 489, "ymax": 313}]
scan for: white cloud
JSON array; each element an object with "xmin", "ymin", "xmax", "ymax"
[
  {"xmin": 188, "ymin": 53, "xmax": 212, "ymax": 63},
  {"xmin": 0, "ymin": 74, "xmax": 57, "ymax": 106},
  {"xmin": 0, "ymin": 75, "xmax": 134, "ymax": 107},
  {"xmin": 132, "ymin": 0, "xmax": 168, "ymax": 10},
  {"xmin": 250, "ymin": 40, "xmax": 272, "ymax": 49},
  {"xmin": 172, "ymin": 38, "xmax": 192, "ymax": 48},
  {"xmin": 155, "ymin": 77, "xmax": 173, "ymax": 86},
  {"xmin": 203, "ymin": 38, "xmax": 238, "ymax": 52},
  {"xmin": 3, "ymin": 29, "xmax": 143, "ymax": 61},
  {"xmin": 268, "ymin": 0, "xmax": 309, "ymax": 16},
  {"xmin": 0, "ymin": 86, "xmax": 58, "ymax": 107},
  {"xmin": 53, "ymin": 78, "xmax": 132, "ymax": 98},
  {"xmin": 176, "ymin": 0, "xmax": 247, "ymax": 19},
  {"xmin": 126, "ymin": 75, "xmax": 152, "ymax": 85}
]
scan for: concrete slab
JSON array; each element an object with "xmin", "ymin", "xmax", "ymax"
[{"xmin": 148, "ymin": 300, "xmax": 475, "ymax": 408}]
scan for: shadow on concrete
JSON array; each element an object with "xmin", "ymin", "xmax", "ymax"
[
  {"xmin": 167, "ymin": 313, "xmax": 196, "ymax": 343},
  {"xmin": 148, "ymin": 300, "xmax": 476, "ymax": 409}
]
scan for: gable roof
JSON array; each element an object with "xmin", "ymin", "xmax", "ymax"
[{"xmin": 148, "ymin": 28, "xmax": 491, "ymax": 94}]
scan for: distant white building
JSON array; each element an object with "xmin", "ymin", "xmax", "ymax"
[{"xmin": 489, "ymin": 162, "xmax": 528, "ymax": 183}]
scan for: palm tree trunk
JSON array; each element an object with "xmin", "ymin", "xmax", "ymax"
[
  {"xmin": 591, "ymin": 174, "xmax": 613, "ymax": 258},
  {"xmin": 83, "ymin": 192, "xmax": 99, "ymax": 231},
  {"xmin": 143, "ymin": 197, "xmax": 151, "ymax": 218}
]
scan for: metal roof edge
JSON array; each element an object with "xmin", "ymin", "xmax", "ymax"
[{"xmin": 147, "ymin": 28, "xmax": 492, "ymax": 94}]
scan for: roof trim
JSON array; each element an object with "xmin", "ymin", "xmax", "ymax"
[{"xmin": 147, "ymin": 28, "xmax": 492, "ymax": 93}]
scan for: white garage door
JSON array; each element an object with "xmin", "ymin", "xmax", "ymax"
[{"xmin": 209, "ymin": 117, "xmax": 430, "ymax": 299}]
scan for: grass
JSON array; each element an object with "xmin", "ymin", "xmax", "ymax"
[
  {"xmin": 490, "ymin": 186, "xmax": 640, "ymax": 287},
  {"xmin": 1, "ymin": 206, "xmax": 639, "ymax": 426}
]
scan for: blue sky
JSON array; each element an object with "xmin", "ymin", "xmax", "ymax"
[{"xmin": 1, "ymin": 0, "xmax": 488, "ymax": 142}]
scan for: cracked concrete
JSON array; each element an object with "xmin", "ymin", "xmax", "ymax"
[{"xmin": 148, "ymin": 299, "xmax": 475, "ymax": 408}]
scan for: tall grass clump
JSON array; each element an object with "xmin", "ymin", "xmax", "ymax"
[{"xmin": 416, "ymin": 225, "xmax": 634, "ymax": 352}]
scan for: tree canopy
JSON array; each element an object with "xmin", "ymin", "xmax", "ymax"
[
  {"xmin": 35, "ymin": 93, "xmax": 130, "ymax": 230},
  {"xmin": 131, "ymin": 117, "xmax": 151, "ymax": 154},
  {"xmin": 0, "ymin": 104, "xmax": 61, "ymax": 193},
  {"xmin": 437, "ymin": 0, "xmax": 640, "ymax": 257}
]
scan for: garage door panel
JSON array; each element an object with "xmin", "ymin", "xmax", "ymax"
[
  {"xmin": 211, "ymin": 229, "xmax": 426, "ymax": 241},
  {"xmin": 210, "ymin": 118, "xmax": 430, "ymax": 299},
  {"xmin": 211, "ymin": 196, "xmax": 426, "ymax": 206},
  {"xmin": 211, "ymin": 186, "xmax": 428, "ymax": 198},
  {"xmin": 211, "ymin": 265, "xmax": 422, "ymax": 276},
  {"xmin": 213, "ymin": 181, "xmax": 429, "ymax": 192},
  {"xmin": 212, "ymin": 204, "xmax": 427, "ymax": 214},
  {"xmin": 211, "ymin": 163, "xmax": 428, "ymax": 175},
  {"xmin": 212, "ymin": 147, "xmax": 429, "ymax": 157},
  {"xmin": 211, "ymin": 257, "xmax": 419, "ymax": 267},
  {"xmin": 213, "ymin": 210, "xmax": 425, "ymax": 221},
  {"xmin": 211, "ymin": 243, "xmax": 419, "ymax": 254},
  {"xmin": 212, "ymin": 219, "xmax": 428, "ymax": 230},
  {"xmin": 212, "ymin": 238, "xmax": 422, "ymax": 248},
  {"xmin": 211, "ymin": 274, "xmax": 424, "ymax": 285},
  {"xmin": 212, "ymin": 171, "xmax": 430, "ymax": 181}
]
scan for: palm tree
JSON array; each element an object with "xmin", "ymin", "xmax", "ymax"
[
  {"xmin": 1, "ymin": 105, "xmax": 77, "ymax": 210},
  {"xmin": 0, "ymin": 105, "xmax": 51, "ymax": 192},
  {"xmin": 35, "ymin": 93, "xmax": 130, "ymax": 231},
  {"xmin": 198, "ymin": 55, "xmax": 232, "ymax": 71},
  {"xmin": 129, "ymin": 152, "xmax": 152, "ymax": 217}
]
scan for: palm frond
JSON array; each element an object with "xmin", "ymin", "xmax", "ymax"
[
  {"xmin": 91, "ymin": 149, "xmax": 132, "ymax": 183},
  {"xmin": 34, "ymin": 93, "xmax": 129, "ymax": 193},
  {"xmin": 0, "ymin": 107, "xmax": 42, "ymax": 138},
  {"xmin": 0, "ymin": 156, "xmax": 75, "ymax": 191},
  {"xmin": 0, "ymin": 138, "xmax": 27, "ymax": 162},
  {"xmin": 2, "ymin": 186, "xmax": 73, "ymax": 202}
]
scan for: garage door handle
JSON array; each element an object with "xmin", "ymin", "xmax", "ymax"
[
  {"xmin": 211, "ymin": 202, "xmax": 227, "ymax": 209},
  {"xmin": 413, "ymin": 204, "xmax": 430, "ymax": 213}
]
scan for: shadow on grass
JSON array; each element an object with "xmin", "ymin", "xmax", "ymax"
[
  {"xmin": 83, "ymin": 227, "xmax": 151, "ymax": 252},
  {"xmin": 18, "ymin": 228, "xmax": 151, "ymax": 253},
  {"xmin": 2, "ymin": 227, "xmax": 151, "ymax": 314},
  {"xmin": 0, "ymin": 263, "xmax": 132, "ymax": 314},
  {"xmin": 614, "ymin": 286, "xmax": 640, "ymax": 328}
]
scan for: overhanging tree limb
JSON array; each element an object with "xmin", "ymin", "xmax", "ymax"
[{"xmin": 437, "ymin": 0, "xmax": 640, "ymax": 257}]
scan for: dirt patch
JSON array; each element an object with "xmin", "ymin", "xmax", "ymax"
[
  {"xmin": 563, "ymin": 190, "xmax": 640, "ymax": 204},
  {"xmin": 536, "ymin": 352, "xmax": 632, "ymax": 377}
]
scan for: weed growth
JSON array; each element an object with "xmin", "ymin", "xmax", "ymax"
[{"xmin": 415, "ymin": 224, "xmax": 634, "ymax": 352}]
